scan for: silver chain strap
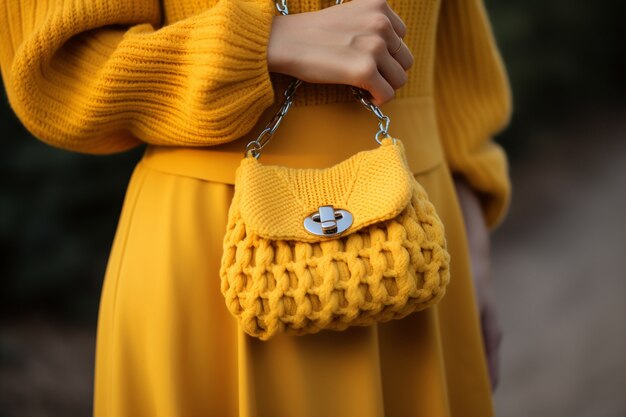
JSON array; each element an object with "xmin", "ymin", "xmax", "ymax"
[{"xmin": 245, "ymin": 0, "xmax": 394, "ymax": 158}]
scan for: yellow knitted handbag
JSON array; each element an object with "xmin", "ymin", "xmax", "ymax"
[{"xmin": 219, "ymin": 0, "xmax": 450, "ymax": 340}]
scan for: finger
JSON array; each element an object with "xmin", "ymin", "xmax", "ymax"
[
  {"xmin": 381, "ymin": 1, "xmax": 408, "ymax": 38},
  {"xmin": 487, "ymin": 328, "xmax": 502, "ymax": 391},
  {"xmin": 389, "ymin": 38, "xmax": 414, "ymax": 71},
  {"xmin": 366, "ymin": 13, "xmax": 409, "ymax": 61},
  {"xmin": 481, "ymin": 305, "xmax": 503, "ymax": 391},
  {"xmin": 377, "ymin": 53, "xmax": 408, "ymax": 90},
  {"xmin": 490, "ymin": 342, "xmax": 501, "ymax": 390},
  {"xmin": 361, "ymin": 66, "xmax": 395, "ymax": 106},
  {"xmin": 365, "ymin": 14, "xmax": 413, "ymax": 71}
]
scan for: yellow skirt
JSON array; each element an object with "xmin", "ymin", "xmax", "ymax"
[{"xmin": 93, "ymin": 97, "xmax": 494, "ymax": 417}]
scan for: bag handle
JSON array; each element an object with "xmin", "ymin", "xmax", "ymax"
[{"xmin": 245, "ymin": 0, "xmax": 395, "ymax": 158}]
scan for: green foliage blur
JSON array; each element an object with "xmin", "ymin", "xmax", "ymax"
[
  {"xmin": 0, "ymin": 0, "xmax": 624, "ymax": 322},
  {"xmin": 0, "ymin": 86, "xmax": 144, "ymax": 322},
  {"xmin": 488, "ymin": 0, "xmax": 625, "ymax": 155}
]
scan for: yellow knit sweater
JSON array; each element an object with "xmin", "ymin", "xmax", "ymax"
[{"xmin": 0, "ymin": 0, "xmax": 512, "ymax": 228}]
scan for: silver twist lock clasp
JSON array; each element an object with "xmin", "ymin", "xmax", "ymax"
[{"xmin": 304, "ymin": 205, "xmax": 353, "ymax": 237}]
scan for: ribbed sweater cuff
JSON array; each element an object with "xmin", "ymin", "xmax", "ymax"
[
  {"xmin": 4, "ymin": 0, "xmax": 278, "ymax": 153},
  {"xmin": 453, "ymin": 142, "xmax": 511, "ymax": 230},
  {"xmin": 111, "ymin": 0, "xmax": 278, "ymax": 146},
  {"xmin": 94, "ymin": 0, "xmax": 274, "ymax": 146}
]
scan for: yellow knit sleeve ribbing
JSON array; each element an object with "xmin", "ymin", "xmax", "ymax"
[
  {"xmin": 433, "ymin": 0, "xmax": 513, "ymax": 230},
  {"xmin": 0, "ymin": 0, "xmax": 276, "ymax": 153}
]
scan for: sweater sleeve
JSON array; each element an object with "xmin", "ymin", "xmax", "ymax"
[
  {"xmin": 433, "ymin": 0, "xmax": 513, "ymax": 230},
  {"xmin": 0, "ymin": 0, "xmax": 277, "ymax": 153}
]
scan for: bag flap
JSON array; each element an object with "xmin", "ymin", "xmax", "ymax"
[{"xmin": 235, "ymin": 139, "xmax": 414, "ymax": 242}]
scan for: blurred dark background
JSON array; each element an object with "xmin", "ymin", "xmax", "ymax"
[{"xmin": 1, "ymin": 1, "xmax": 624, "ymax": 416}]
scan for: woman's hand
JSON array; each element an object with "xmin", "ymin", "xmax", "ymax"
[
  {"xmin": 267, "ymin": 0, "xmax": 414, "ymax": 107},
  {"xmin": 454, "ymin": 176, "xmax": 503, "ymax": 391}
]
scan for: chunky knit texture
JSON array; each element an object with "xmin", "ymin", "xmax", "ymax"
[
  {"xmin": 0, "ymin": 0, "xmax": 512, "ymax": 228},
  {"xmin": 220, "ymin": 139, "xmax": 450, "ymax": 340}
]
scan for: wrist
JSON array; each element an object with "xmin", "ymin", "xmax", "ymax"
[{"xmin": 267, "ymin": 15, "xmax": 295, "ymax": 74}]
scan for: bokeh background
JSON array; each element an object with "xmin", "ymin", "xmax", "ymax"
[{"xmin": 1, "ymin": 1, "xmax": 624, "ymax": 416}]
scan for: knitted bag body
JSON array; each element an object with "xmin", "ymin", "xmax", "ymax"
[{"xmin": 219, "ymin": 138, "xmax": 450, "ymax": 340}]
